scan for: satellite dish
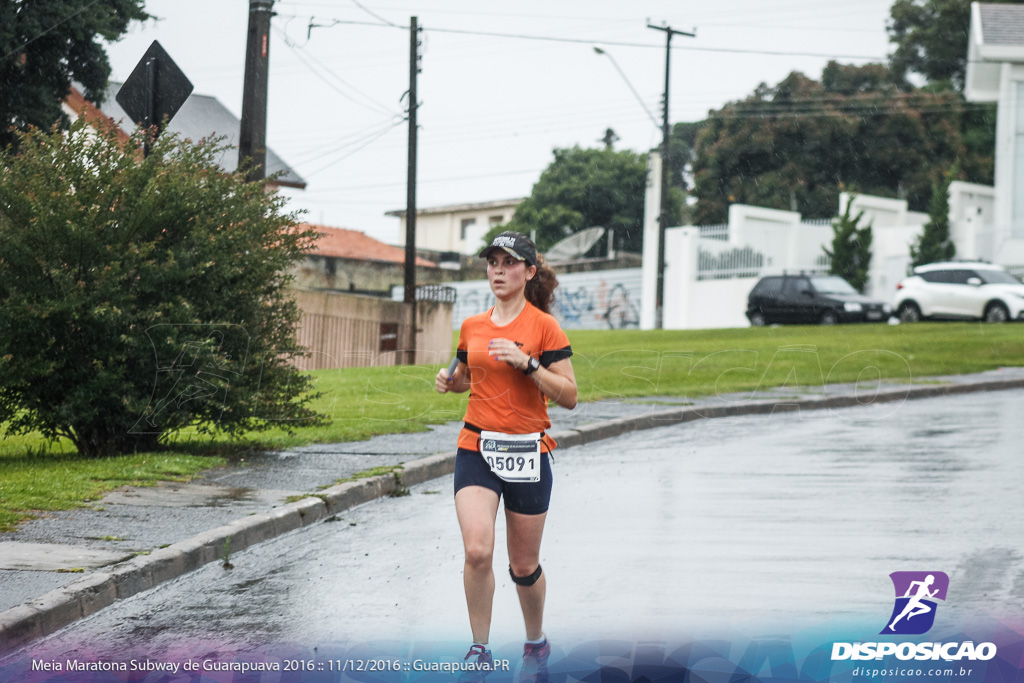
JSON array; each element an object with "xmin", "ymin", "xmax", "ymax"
[{"xmin": 546, "ymin": 227, "xmax": 606, "ymax": 262}]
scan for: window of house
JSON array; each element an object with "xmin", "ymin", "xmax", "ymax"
[
  {"xmin": 488, "ymin": 215, "xmax": 504, "ymax": 227},
  {"xmin": 460, "ymin": 218, "xmax": 476, "ymax": 240}
]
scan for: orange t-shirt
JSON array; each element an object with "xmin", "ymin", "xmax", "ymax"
[{"xmin": 456, "ymin": 302, "xmax": 572, "ymax": 452}]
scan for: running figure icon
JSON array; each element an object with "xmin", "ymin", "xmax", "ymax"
[
  {"xmin": 888, "ymin": 575, "xmax": 938, "ymax": 631},
  {"xmin": 881, "ymin": 571, "xmax": 949, "ymax": 635}
]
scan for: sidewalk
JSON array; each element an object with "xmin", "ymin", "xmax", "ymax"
[{"xmin": 2, "ymin": 366, "xmax": 1024, "ymax": 655}]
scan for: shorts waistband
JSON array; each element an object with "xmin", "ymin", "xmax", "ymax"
[{"xmin": 464, "ymin": 422, "xmax": 546, "ymax": 439}]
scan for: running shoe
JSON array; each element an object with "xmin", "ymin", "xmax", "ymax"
[
  {"xmin": 523, "ymin": 639, "xmax": 550, "ymax": 666},
  {"xmin": 519, "ymin": 638, "xmax": 550, "ymax": 683},
  {"xmin": 460, "ymin": 645, "xmax": 493, "ymax": 683}
]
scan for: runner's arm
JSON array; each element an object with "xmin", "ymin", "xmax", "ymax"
[
  {"xmin": 488, "ymin": 337, "xmax": 577, "ymax": 409},
  {"xmin": 435, "ymin": 362, "xmax": 471, "ymax": 394},
  {"xmin": 529, "ymin": 358, "xmax": 577, "ymax": 410}
]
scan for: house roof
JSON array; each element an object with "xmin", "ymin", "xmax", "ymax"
[
  {"xmin": 965, "ymin": 3, "xmax": 1024, "ymax": 102},
  {"xmin": 978, "ymin": 3, "xmax": 1024, "ymax": 45},
  {"xmin": 386, "ymin": 198, "xmax": 526, "ymax": 218},
  {"xmin": 303, "ymin": 225, "xmax": 436, "ymax": 267},
  {"xmin": 66, "ymin": 83, "xmax": 305, "ymax": 189}
]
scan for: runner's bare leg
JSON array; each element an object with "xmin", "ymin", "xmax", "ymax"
[
  {"xmin": 456, "ymin": 486, "xmax": 501, "ymax": 644},
  {"xmin": 507, "ymin": 509, "xmax": 548, "ymax": 642}
]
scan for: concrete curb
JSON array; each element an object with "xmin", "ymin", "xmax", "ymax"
[
  {"xmin": 2, "ymin": 376, "xmax": 1023, "ymax": 654},
  {"xmin": 0, "ymin": 495, "xmax": 327, "ymax": 654},
  {"xmin": 550, "ymin": 378, "xmax": 1024, "ymax": 447}
]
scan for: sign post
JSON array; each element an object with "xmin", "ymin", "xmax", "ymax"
[{"xmin": 116, "ymin": 40, "xmax": 194, "ymax": 155}]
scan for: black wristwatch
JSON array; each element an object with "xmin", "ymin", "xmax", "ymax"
[{"xmin": 523, "ymin": 356, "xmax": 541, "ymax": 376}]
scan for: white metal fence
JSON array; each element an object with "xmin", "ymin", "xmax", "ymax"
[
  {"xmin": 697, "ymin": 244, "xmax": 764, "ymax": 280},
  {"xmin": 697, "ymin": 223, "xmax": 729, "ymax": 241}
]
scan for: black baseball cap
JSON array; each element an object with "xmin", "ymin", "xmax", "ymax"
[{"xmin": 479, "ymin": 231, "xmax": 538, "ymax": 267}]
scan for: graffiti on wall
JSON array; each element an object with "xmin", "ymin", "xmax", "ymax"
[
  {"xmin": 553, "ymin": 282, "xmax": 640, "ymax": 329},
  {"xmin": 451, "ymin": 268, "xmax": 643, "ymax": 330}
]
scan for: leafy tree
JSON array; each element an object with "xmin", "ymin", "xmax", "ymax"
[
  {"xmin": 667, "ymin": 120, "xmax": 703, "ymax": 194},
  {"xmin": 0, "ymin": 0, "xmax": 149, "ymax": 151},
  {"xmin": 599, "ymin": 127, "xmax": 619, "ymax": 150},
  {"xmin": 888, "ymin": 0, "xmax": 1018, "ymax": 91},
  {"xmin": 503, "ymin": 146, "xmax": 683, "ymax": 254},
  {"xmin": 910, "ymin": 162, "xmax": 959, "ymax": 267},
  {"xmin": 0, "ymin": 120, "xmax": 323, "ymax": 457},
  {"xmin": 886, "ymin": 0, "xmax": 1005, "ymax": 188},
  {"xmin": 690, "ymin": 62, "xmax": 978, "ymax": 225},
  {"xmin": 825, "ymin": 199, "xmax": 874, "ymax": 293}
]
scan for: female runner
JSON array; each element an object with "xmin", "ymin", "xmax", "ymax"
[{"xmin": 435, "ymin": 231, "xmax": 577, "ymax": 677}]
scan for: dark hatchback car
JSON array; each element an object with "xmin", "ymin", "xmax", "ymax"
[{"xmin": 746, "ymin": 274, "xmax": 893, "ymax": 326}]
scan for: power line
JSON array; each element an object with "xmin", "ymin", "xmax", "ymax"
[
  {"xmin": 276, "ymin": 1, "xmax": 887, "ymax": 31},
  {"xmin": 708, "ymin": 102, "xmax": 992, "ymax": 120},
  {"xmin": 425, "ymin": 25, "xmax": 883, "ymax": 60},
  {"xmin": 303, "ymin": 119, "xmax": 406, "ymax": 177},
  {"xmin": 276, "ymin": 95, "xmax": 989, "ymax": 159},
  {"xmin": 272, "ymin": 24, "xmax": 402, "ymax": 117},
  {"xmin": 273, "ymin": 14, "xmax": 402, "ymax": 30},
  {"xmin": 272, "ymin": 13, "xmax": 886, "ymax": 61},
  {"xmin": 289, "ymin": 119, "xmax": 407, "ymax": 164},
  {"xmin": 302, "ymin": 167, "xmax": 543, "ymax": 194},
  {"xmin": 350, "ymin": 0, "xmax": 400, "ymax": 28}
]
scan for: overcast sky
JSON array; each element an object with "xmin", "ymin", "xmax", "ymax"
[{"xmin": 103, "ymin": 0, "xmax": 896, "ymax": 245}]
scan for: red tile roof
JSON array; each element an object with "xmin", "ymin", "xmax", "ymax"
[
  {"xmin": 301, "ymin": 224, "xmax": 435, "ymax": 267},
  {"xmin": 65, "ymin": 86, "xmax": 131, "ymax": 146}
]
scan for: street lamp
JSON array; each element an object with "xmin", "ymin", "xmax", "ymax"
[{"xmin": 593, "ymin": 46, "xmax": 660, "ymax": 130}]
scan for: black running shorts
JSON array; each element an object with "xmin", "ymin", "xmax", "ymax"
[{"xmin": 453, "ymin": 448, "xmax": 553, "ymax": 515}]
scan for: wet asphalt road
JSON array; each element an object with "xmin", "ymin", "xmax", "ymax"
[{"xmin": 14, "ymin": 390, "xmax": 1024, "ymax": 661}]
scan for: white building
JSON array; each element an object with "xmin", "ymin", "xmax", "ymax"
[
  {"xmin": 655, "ymin": 186, "xmax": 1005, "ymax": 330},
  {"xmin": 387, "ymin": 198, "xmax": 524, "ymax": 255},
  {"xmin": 965, "ymin": 2, "xmax": 1024, "ymax": 264}
]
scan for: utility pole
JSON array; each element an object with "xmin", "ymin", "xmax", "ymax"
[
  {"xmin": 404, "ymin": 17, "xmax": 422, "ymax": 365},
  {"xmin": 647, "ymin": 23, "xmax": 694, "ymax": 329},
  {"xmin": 240, "ymin": 0, "xmax": 274, "ymax": 182}
]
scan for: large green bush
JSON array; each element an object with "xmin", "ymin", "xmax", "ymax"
[{"xmin": 0, "ymin": 120, "xmax": 323, "ymax": 456}]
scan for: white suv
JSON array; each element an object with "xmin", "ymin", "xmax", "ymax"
[{"xmin": 893, "ymin": 261, "xmax": 1024, "ymax": 323}]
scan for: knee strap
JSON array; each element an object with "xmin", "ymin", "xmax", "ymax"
[{"xmin": 509, "ymin": 564, "xmax": 542, "ymax": 586}]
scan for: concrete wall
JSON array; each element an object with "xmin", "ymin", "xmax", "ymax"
[
  {"xmin": 728, "ymin": 204, "xmax": 803, "ymax": 270},
  {"xmin": 661, "ymin": 227, "xmax": 759, "ymax": 330},
  {"xmin": 443, "ymin": 187, "xmax": 1021, "ymax": 334},
  {"xmin": 291, "ymin": 255, "xmax": 447, "ymax": 294},
  {"xmin": 291, "ymin": 290, "xmax": 452, "ymax": 370},
  {"xmin": 691, "ymin": 277, "xmax": 760, "ymax": 328},
  {"xmin": 448, "ymin": 268, "xmax": 643, "ymax": 331}
]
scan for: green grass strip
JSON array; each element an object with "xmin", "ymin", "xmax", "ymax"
[
  {"xmin": 1, "ymin": 322, "xmax": 1021, "ymax": 531},
  {"xmin": 0, "ymin": 451, "xmax": 224, "ymax": 533}
]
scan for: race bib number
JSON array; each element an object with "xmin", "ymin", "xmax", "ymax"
[{"xmin": 479, "ymin": 430, "xmax": 541, "ymax": 483}]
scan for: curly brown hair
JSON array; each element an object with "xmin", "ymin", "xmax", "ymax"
[{"xmin": 525, "ymin": 254, "xmax": 559, "ymax": 315}]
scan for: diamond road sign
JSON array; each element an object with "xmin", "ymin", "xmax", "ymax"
[{"xmin": 116, "ymin": 40, "xmax": 193, "ymax": 133}]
